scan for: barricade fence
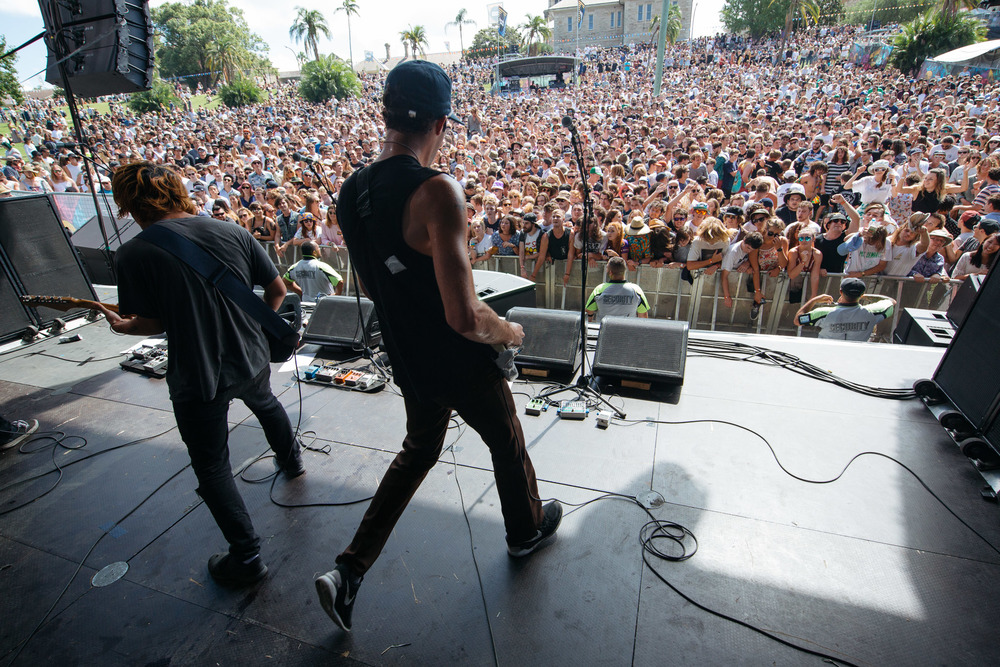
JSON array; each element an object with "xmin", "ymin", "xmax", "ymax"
[{"xmin": 265, "ymin": 242, "xmax": 961, "ymax": 342}]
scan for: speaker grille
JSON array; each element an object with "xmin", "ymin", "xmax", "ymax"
[
  {"xmin": 593, "ymin": 317, "xmax": 688, "ymax": 383},
  {"xmin": 506, "ymin": 307, "xmax": 581, "ymax": 373},
  {"xmin": 0, "ymin": 196, "xmax": 97, "ymax": 327},
  {"xmin": 302, "ymin": 296, "xmax": 380, "ymax": 348}
]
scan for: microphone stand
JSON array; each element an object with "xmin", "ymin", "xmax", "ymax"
[{"xmin": 547, "ymin": 117, "xmax": 625, "ymax": 419}]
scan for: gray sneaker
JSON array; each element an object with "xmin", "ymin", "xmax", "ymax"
[{"xmin": 507, "ymin": 501, "xmax": 562, "ymax": 557}]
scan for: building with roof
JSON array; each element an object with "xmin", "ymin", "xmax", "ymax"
[{"xmin": 544, "ymin": 0, "xmax": 693, "ymax": 53}]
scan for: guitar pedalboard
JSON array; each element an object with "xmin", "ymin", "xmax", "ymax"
[
  {"xmin": 120, "ymin": 342, "xmax": 169, "ymax": 378},
  {"xmin": 301, "ymin": 362, "xmax": 385, "ymax": 393}
]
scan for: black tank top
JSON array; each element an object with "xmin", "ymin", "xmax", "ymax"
[
  {"xmin": 547, "ymin": 228, "xmax": 570, "ymax": 260},
  {"xmin": 816, "ymin": 231, "xmax": 847, "ymax": 274},
  {"xmin": 912, "ymin": 189, "xmax": 941, "ymax": 214},
  {"xmin": 338, "ymin": 155, "xmax": 498, "ymax": 400}
]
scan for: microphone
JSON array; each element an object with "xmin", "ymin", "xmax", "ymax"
[
  {"xmin": 561, "ymin": 115, "xmax": 576, "ymax": 134},
  {"xmin": 53, "ymin": 142, "xmax": 80, "ymax": 150},
  {"xmin": 292, "ymin": 152, "xmax": 315, "ymax": 163}
]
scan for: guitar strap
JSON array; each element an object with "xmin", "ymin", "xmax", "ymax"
[{"xmin": 137, "ymin": 224, "xmax": 297, "ymax": 347}]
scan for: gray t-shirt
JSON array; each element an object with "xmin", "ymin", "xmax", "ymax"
[{"xmin": 116, "ymin": 217, "xmax": 278, "ymax": 402}]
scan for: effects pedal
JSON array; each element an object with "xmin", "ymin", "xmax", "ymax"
[
  {"xmin": 595, "ymin": 411, "xmax": 611, "ymax": 429},
  {"xmin": 557, "ymin": 400, "xmax": 588, "ymax": 420},
  {"xmin": 303, "ymin": 365, "xmax": 321, "ymax": 381},
  {"xmin": 315, "ymin": 367, "xmax": 338, "ymax": 383},
  {"xmin": 525, "ymin": 398, "xmax": 547, "ymax": 416}
]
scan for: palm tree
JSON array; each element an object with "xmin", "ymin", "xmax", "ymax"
[
  {"xmin": 205, "ymin": 34, "xmax": 248, "ymax": 84},
  {"xmin": 445, "ymin": 8, "xmax": 477, "ymax": 55},
  {"xmin": 289, "ymin": 7, "xmax": 330, "ymax": 62},
  {"xmin": 335, "ymin": 0, "xmax": 360, "ymax": 70},
  {"xmin": 769, "ymin": 0, "xmax": 820, "ymax": 59},
  {"xmin": 520, "ymin": 14, "xmax": 552, "ymax": 56},
  {"xmin": 400, "ymin": 25, "xmax": 429, "ymax": 60},
  {"xmin": 939, "ymin": 0, "xmax": 979, "ymax": 19},
  {"xmin": 664, "ymin": 4, "xmax": 683, "ymax": 45}
]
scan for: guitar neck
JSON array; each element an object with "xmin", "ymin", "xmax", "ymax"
[{"xmin": 20, "ymin": 296, "xmax": 119, "ymax": 314}]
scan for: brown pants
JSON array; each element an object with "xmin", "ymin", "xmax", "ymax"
[{"xmin": 337, "ymin": 375, "xmax": 544, "ymax": 576}]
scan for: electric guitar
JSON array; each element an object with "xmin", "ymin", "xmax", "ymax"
[{"xmin": 19, "ymin": 295, "xmax": 120, "ymax": 314}]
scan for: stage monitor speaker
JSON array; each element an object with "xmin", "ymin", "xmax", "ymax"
[
  {"xmin": 506, "ymin": 307, "xmax": 582, "ymax": 375},
  {"xmin": 45, "ymin": 0, "xmax": 154, "ymax": 97},
  {"xmin": 72, "ymin": 215, "xmax": 141, "ymax": 285},
  {"xmin": 473, "ymin": 269, "xmax": 536, "ymax": 315},
  {"xmin": 947, "ymin": 274, "xmax": 982, "ymax": 329},
  {"xmin": 302, "ymin": 296, "xmax": 380, "ymax": 350},
  {"xmin": 0, "ymin": 195, "xmax": 97, "ymax": 328},
  {"xmin": 933, "ymin": 262, "xmax": 1000, "ymax": 432},
  {"xmin": 892, "ymin": 308, "xmax": 955, "ymax": 347},
  {"xmin": 593, "ymin": 317, "xmax": 688, "ymax": 385},
  {"xmin": 0, "ymin": 256, "xmax": 37, "ymax": 342}
]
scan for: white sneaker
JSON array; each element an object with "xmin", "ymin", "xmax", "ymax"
[{"xmin": 1, "ymin": 419, "xmax": 39, "ymax": 451}]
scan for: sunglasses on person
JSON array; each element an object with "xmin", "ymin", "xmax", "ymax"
[
  {"xmin": 240, "ymin": 185, "xmax": 251, "ymax": 190},
  {"xmin": 766, "ymin": 231, "xmax": 778, "ymax": 237},
  {"xmin": 212, "ymin": 210, "xmax": 224, "ymax": 217},
  {"xmin": 798, "ymin": 235, "xmax": 814, "ymax": 242}
]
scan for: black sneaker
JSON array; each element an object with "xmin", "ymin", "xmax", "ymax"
[
  {"xmin": 1, "ymin": 419, "xmax": 38, "ymax": 451},
  {"xmin": 507, "ymin": 501, "xmax": 562, "ymax": 558},
  {"xmin": 207, "ymin": 552, "xmax": 268, "ymax": 587},
  {"xmin": 749, "ymin": 301, "xmax": 761, "ymax": 321},
  {"xmin": 315, "ymin": 563, "xmax": 362, "ymax": 631}
]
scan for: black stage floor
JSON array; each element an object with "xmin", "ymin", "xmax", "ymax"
[{"xmin": 1, "ymin": 317, "xmax": 999, "ymax": 666}]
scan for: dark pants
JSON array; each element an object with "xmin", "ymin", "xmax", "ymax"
[
  {"xmin": 337, "ymin": 375, "xmax": 544, "ymax": 576},
  {"xmin": 173, "ymin": 366, "xmax": 296, "ymax": 560}
]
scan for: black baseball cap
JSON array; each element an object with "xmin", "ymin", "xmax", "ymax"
[
  {"xmin": 385, "ymin": 61, "xmax": 463, "ymax": 124},
  {"xmin": 840, "ymin": 277, "xmax": 866, "ymax": 299}
]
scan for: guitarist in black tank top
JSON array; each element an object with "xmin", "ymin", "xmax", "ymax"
[{"xmin": 315, "ymin": 61, "xmax": 561, "ymax": 633}]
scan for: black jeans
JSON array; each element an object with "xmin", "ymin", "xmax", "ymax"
[
  {"xmin": 173, "ymin": 366, "xmax": 296, "ymax": 560},
  {"xmin": 337, "ymin": 374, "xmax": 544, "ymax": 576}
]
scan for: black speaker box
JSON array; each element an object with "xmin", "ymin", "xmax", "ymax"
[
  {"xmin": 892, "ymin": 308, "xmax": 955, "ymax": 347},
  {"xmin": 0, "ymin": 195, "xmax": 97, "ymax": 331},
  {"xmin": 473, "ymin": 269, "xmax": 536, "ymax": 315},
  {"xmin": 933, "ymin": 263, "xmax": 1000, "ymax": 432},
  {"xmin": 72, "ymin": 215, "xmax": 141, "ymax": 285},
  {"xmin": 45, "ymin": 0, "xmax": 154, "ymax": 97},
  {"xmin": 302, "ymin": 296, "xmax": 380, "ymax": 350},
  {"xmin": 593, "ymin": 317, "xmax": 688, "ymax": 385},
  {"xmin": 506, "ymin": 307, "xmax": 582, "ymax": 375},
  {"xmin": 947, "ymin": 274, "xmax": 982, "ymax": 329}
]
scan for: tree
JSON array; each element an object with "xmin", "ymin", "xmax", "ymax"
[
  {"xmin": 219, "ymin": 77, "xmax": 264, "ymax": 107},
  {"xmin": 771, "ymin": 0, "xmax": 820, "ymax": 57},
  {"xmin": 467, "ymin": 26, "xmax": 522, "ymax": 59},
  {"xmin": 335, "ymin": 0, "xmax": 360, "ymax": 70},
  {"xmin": 939, "ymin": 0, "xmax": 979, "ymax": 19},
  {"xmin": 650, "ymin": 5, "xmax": 683, "ymax": 45},
  {"xmin": 840, "ymin": 0, "xmax": 925, "ymax": 27},
  {"xmin": 0, "ymin": 36, "xmax": 24, "ymax": 105},
  {"xmin": 289, "ymin": 7, "xmax": 330, "ymax": 62},
  {"xmin": 890, "ymin": 9, "xmax": 985, "ymax": 74},
  {"xmin": 152, "ymin": 0, "xmax": 270, "ymax": 87},
  {"xmin": 299, "ymin": 54, "xmax": 361, "ymax": 103},
  {"xmin": 520, "ymin": 14, "xmax": 552, "ymax": 56},
  {"xmin": 400, "ymin": 25, "xmax": 429, "ymax": 61},
  {"xmin": 446, "ymin": 8, "xmax": 477, "ymax": 55},
  {"xmin": 205, "ymin": 33, "xmax": 248, "ymax": 84},
  {"xmin": 129, "ymin": 79, "xmax": 179, "ymax": 113},
  {"xmin": 721, "ymin": 0, "xmax": 790, "ymax": 37}
]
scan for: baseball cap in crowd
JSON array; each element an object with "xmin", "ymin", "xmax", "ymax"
[
  {"xmin": 931, "ymin": 147, "xmax": 945, "ymax": 156},
  {"xmin": 385, "ymin": 60, "xmax": 463, "ymax": 124},
  {"xmin": 840, "ymin": 277, "xmax": 866, "ymax": 299},
  {"xmin": 929, "ymin": 229, "xmax": 953, "ymax": 241},
  {"xmin": 492, "ymin": 180, "xmax": 505, "ymax": 190},
  {"xmin": 783, "ymin": 169, "xmax": 797, "ymax": 179},
  {"xmin": 265, "ymin": 179, "xmax": 279, "ymax": 189},
  {"xmin": 692, "ymin": 202, "xmax": 709, "ymax": 212},
  {"xmin": 908, "ymin": 147, "xmax": 923, "ymax": 155},
  {"xmin": 590, "ymin": 166, "xmax": 603, "ymax": 176},
  {"xmin": 871, "ymin": 160, "xmax": 891, "ymax": 171},
  {"xmin": 959, "ymin": 210, "xmax": 981, "ymax": 227},
  {"xmin": 192, "ymin": 182, "xmax": 206, "ymax": 192}
]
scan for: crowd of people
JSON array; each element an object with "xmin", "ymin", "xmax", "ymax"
[{"xmin": 3, "ymin": 24, "xmax": 999, "ymax": 316}]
